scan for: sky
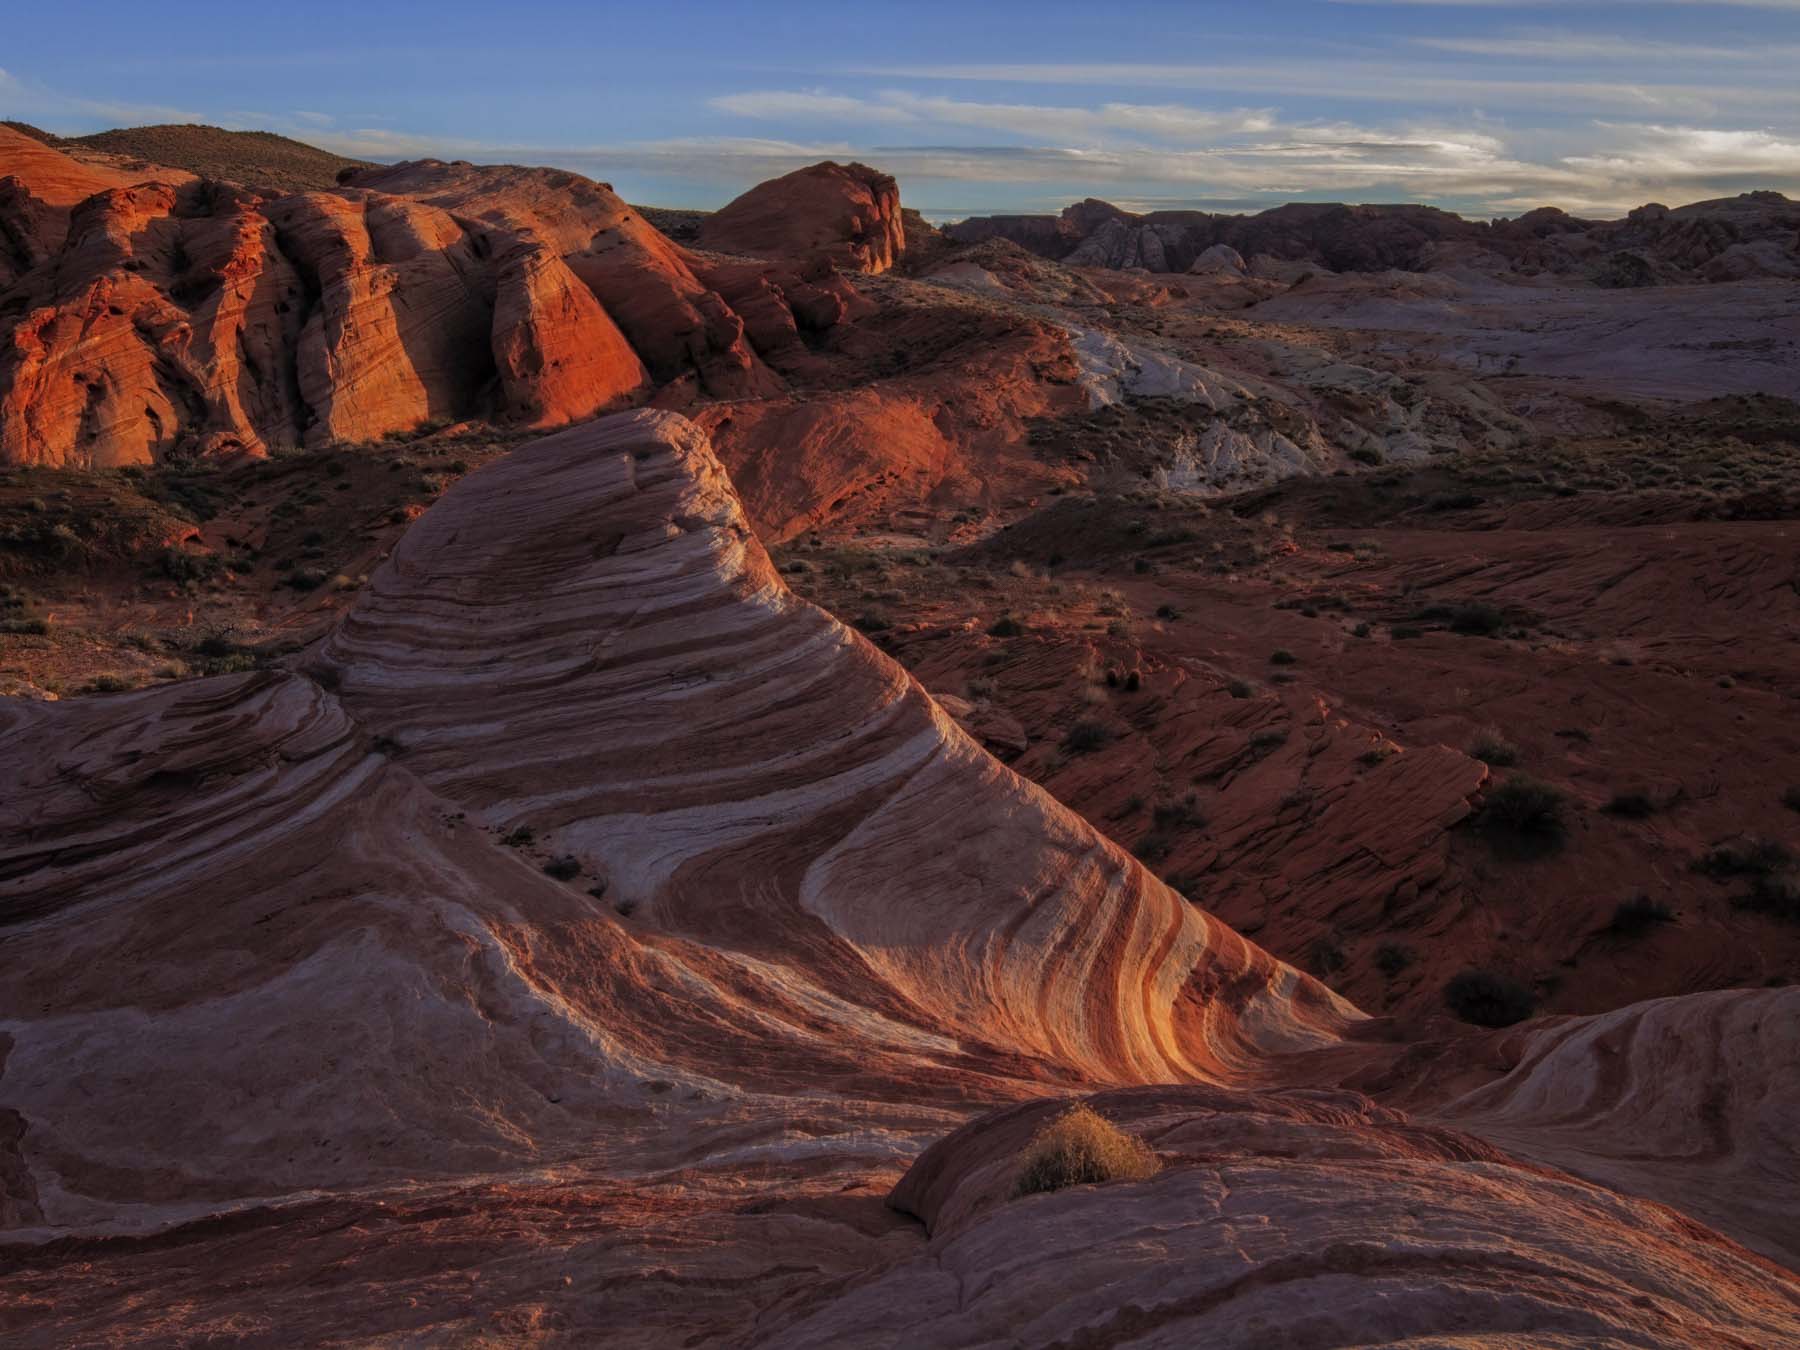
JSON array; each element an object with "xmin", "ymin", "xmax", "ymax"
[{"xmin": 5, "ymin": 0, "xmax": 1800, "ymax": 220}]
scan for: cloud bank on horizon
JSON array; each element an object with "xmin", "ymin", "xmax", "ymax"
[{"xmin": 5, "ymin": 0, "xmax": 1799, "ymax": 220}]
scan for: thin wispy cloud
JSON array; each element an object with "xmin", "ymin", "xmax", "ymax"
[{"xmin": 7, "ymin": 3, "xmax": 1798, "ymax": 218}]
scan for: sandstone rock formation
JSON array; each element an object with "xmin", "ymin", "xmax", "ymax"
[
  {"xmin": 0, "ymin": 411, "xmax": 1350, "ymax": 1225},
  {"xmin": 0, "ymin": 123, "xmax": 190, "ymax": 210},
  {"xmin": 3, "ymin": 411, "xmax": 1796, "ymax": 1344},
  {"xmin": 697, "ymin": 161, "xmax": 905, "ymax": 274},
  {"xmin": 762, "ymin": 1085, "xmax": 1800, "ymax": 1348},
  {"xmin": 0, "ymin": 150, "xmax": 863, "ymax": 467},
  {"xmin": 949, "ymin": 192, "xmax": 1800, "ymax": 283}
]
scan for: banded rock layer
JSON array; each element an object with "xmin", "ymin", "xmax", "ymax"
[
  {"xmin": 2, "ymin": 411, "xmax": 1797, "ymax": 1344},
  {"xmin": 0, "ymin": 410, "xmax": 1349, "ymax": 1229}
]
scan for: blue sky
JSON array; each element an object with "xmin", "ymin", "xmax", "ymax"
[{"xmin": 6, "ymin": 1, "xmax": 1800, "ymax": 218}]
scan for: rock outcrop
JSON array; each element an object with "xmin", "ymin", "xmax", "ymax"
[
  {"xmin": 948, "ymin": 192, "xmax": 1800, "ymax": 283},
  {"xmin": 0, "ymin": 123, "xmax": 190, "ymax": 209},
  {"xmin": 0, "ymin": 411, "xmax": 1350, "ymax": 1226},
  {"xmin": 697, "ymin": 161, "xmax": 906, "ymax": 274},
  {"xmin": 0, "ymin": 154, "xmax": 836, "ymax": 467},
  {"xmin": 2, "ymin": 410, "xmax": 1796, "ymax": 1343},
  {"xmin": 760, "ymin": 1084, "xmax": 1800, "ymax": 1349}
]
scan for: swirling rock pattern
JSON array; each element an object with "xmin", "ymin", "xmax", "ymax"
[
  {"xmin": 1, "ymin": 411, "xmax": 1794, "ymax": 1344},
  {"xmin": 770, "ymin": 1085, "xmax": 1800, "ymax": 1348},
  {"xmin": 0, "ymin": 411, "xmax": 1347, "ymax": 1230}
]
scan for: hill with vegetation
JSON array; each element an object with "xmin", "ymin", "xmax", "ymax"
[{"xmin": 61, "ymin": 123, "xmax": 371, "ymax": 192}]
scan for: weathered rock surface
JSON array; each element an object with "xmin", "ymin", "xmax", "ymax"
[
  {"xmin": 0, "ymin": 411, "xmax": 1349, "ymax": 1224},
  {"xmin": 949, "ymin": 192, "xmax": 1800, "ymax": 284},
  {"xmin": 0, "ymin": 124, "xmax": 190, "ymax": 209},
  {"xmin": 764, "ymin": 1085, "xmax": 1800, "ymax": 1349},
  {"xmin": 0, "ymin": 154, "xmax": 825, "ymax": 466},
  {"xmin": 698, "ymin": 161, "xmax": 905, "ymax": 274},
  {"xmin": 2, "ymin": 411, "xmax": 1796, "ymax": 1342}
]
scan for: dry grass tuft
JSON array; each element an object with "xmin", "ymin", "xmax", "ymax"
[{"xmin": 1012, "ymin": 1104, "xmax": 1161, "ymax": 1198}]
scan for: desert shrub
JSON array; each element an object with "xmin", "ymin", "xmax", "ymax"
[
  {"xmin": 1134, "ymin": 832, "xmax": 1172, "ymax": 863},
  {"xmin": 1470, "ymin": 732, "xmax": 1518, "ymax": 767},
  {"xmin": 852, "ymin": 611, "xmax": 890, "ymax": 633},
  {"xmin": 543, "ymin": 856, "xmax": 582, "ymax": 881},
  {"xmin": 987, "ymin": 616, "xmax": 1024, "ymax": 638},
  {"xmin": 1155, "ymin": 604, "xmax": 1179, "ymax": 620},
  {"xmin": 283, "ymin": 566, "xmax": 329, "ymax": 591},
  {"xmin": 157, "ymin": 547, "xmax": 221, "ymax": 585},
  {"xmin": 1482, "ymin": 776, "xmax": 1567, "ymax": 838},
  {"xmin": 1012, "ymin": 1104, "xmax": 1161, "ymax": 1199},
  {"xmin": 1062, "ymin": 720, "xmax": 1113, "ymax": 754},
  {"xmin": 1697, "ymin": 837, "xmax": 1791, "ymax": 879},
  {"xmin": 1428, "ymin": 492, "xmax": 1484, "ymax": 512},
  {"xmin": 1603, "ymin": 792, "xmax": 1656, "ymax": 819},
  {"xmin": 1374, "ymin": 943, "xmax": 1414, "ymax": 977},
  {"xmin": 1351, "ymin": 622, "xmax": 1371, "ymax": 638},
  {"xmin": 1449, "ymin": 603, "xmax": 1505, "ymax": 637},
  {"xmin": 501, "ymin": 825, "xmax": 534, "ymax": 848},
  {"xmin": 1782, "ymin": 786, "xmax": 1800, "ymax": 813},
  {"xmin": 1153, "ymin": 797, "xmax": 1204, "ymax": 832},
  {"xmin": 1227, "ymin": 679, "xmax": 1254, "ymax": 699},
  {"xmin": 1, "ymin": 617, "xmax": 49, "ymax": 636},
  {"xmin": 1607, "ymin": 895, "xmax": 1674, "ymax": 936},
  {"xmin": 1444, "ymin": 969, "xmax": 1537, "ymax": 1027},
  {"xmin": 1269, "ymin": 648, "xmax": 1297, "ymax": 665},
  {"xmin": 1249, "ymin": 728, "xmax": 1288, "ymax": 754},
  {"xmin": 1739, "ymin": 869, "xmax": 1800, "ymax": 921},
  {"xmin": 1310, "ymin": 938, "xmax": 1347, "ymax": 975},
  {"xmin": 1391, "ymin": 625, "xmax": 1423, "ymax": 640},
  {"xmin": 1349, "ymin": 446, "xmax": 1384, "ymax": 466},
  {"xmin": 84, "ymin": 674, "xmax": 135, "ymax": 693}
]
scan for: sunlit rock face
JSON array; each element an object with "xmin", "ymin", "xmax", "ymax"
[
  {"xmin": 698, "ymin": 161, "xmax": 907, "ymax": 275},
  {"xmin": 1, "ymin": 410, "xmax": 1794, "ymax": 1345}
]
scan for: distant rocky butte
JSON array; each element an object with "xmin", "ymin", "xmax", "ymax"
[
  {"xmin": 697, "ymin": 160, "xmax": 906, "ymax": 274},
  {"xmin": 0, "ymin": 133, "xmax": 889, "ymax": 468},
  {"xmin": 948, "ymin": 191, "xmax": 1800, "ymax": 284},
  {"xmin": 1, "ymin": 411, "xmax": 1795, "ymax": 1344}
]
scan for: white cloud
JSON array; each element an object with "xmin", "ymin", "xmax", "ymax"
[
  {"xmin": 836, "ymin": 61, "xmax": 1800, "ymax": 119},
  {"xmin": 708, "ymin": 90, "xmax": 919, "ymax": 125},
  {"xmin": 707, "ymin": 89, "xmax": 1276, "ymax": 143}
]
